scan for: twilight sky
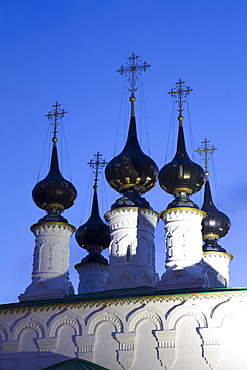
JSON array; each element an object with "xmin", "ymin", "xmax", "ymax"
[{"xmin": 1, "ymin": 0, "xmax": 247, "ymax": 304}]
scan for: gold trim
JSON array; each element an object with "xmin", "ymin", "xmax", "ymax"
[
  {"xmin": 173, "ymin": 187, "xmax": 193, "ymax": 195},
  {"xmin": 104, "ymin": 207, "xmax": 159, "ymax": 220},
  {"xmin": 118, "ymin": 184, "xmax": 146, "ymax": 192},
  {"xmin": 30, "ymin": 221, "xmax": 76, "ymax": 233},
  {"xmin": 1, "ymin": 289, "xmax": 246, "ymax": 314},
  {"xmin": 160, "ymin": 207, "xmax": 207, "ymax": 219},
  {"xmin": 203, "ymin": 233, "xmax": 220, "ymax": 240},
  {"xmin": 203, "ymin": 251, "xmax": 234, "ymax": 260}
]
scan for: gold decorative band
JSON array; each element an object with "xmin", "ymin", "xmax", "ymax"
[
  {"xmin": 160, "ymin": 207, "xmax": 207, "ymax": 219},
  {"xmin": 173, "ymin": 187, "xmax": 193, "ymax": 195},
  {"xmin": 203, "ymin": 251, "xmax": 234, "ymax": 260}
]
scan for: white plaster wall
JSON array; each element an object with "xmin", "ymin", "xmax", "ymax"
[{"xmin": 1, "ymin": 290, "xmax": 247, "ymax": 370}]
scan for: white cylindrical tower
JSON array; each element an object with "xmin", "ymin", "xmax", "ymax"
[
  {"xmin": 19, "ymin": 102, "xmax": 77, "ymax": 301},
  {"xmin": 203, "ymin": 252, "xmax": 233, "ymax": 287},
  {"xmin": 105, "ymin": 207, "xmax": 158, "ymax": 289},
  {"xmin": 157, "ymin": 80, "xmax": 206, "ymax": 289},
  {"xmin": 20, "ymin": 222, "xmax": 75, "ymax": 301},
  {"xmin": 158, "ymin": 207, "xmax": 206, "ymax": 289},
  {"xmin": 75, "ymin": 153, "xmax": 110, "ymax": 294},
  {"xmin": 104, "ymin": 86, "xmax": 159, "ymax": 289}
]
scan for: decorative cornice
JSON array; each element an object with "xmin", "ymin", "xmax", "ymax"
[
  {"xmin": 30, "ymin": 221, "xmax": 76, "ymax": 234},
  {"xmin": 1, "ymin": 289, "xmax": 247, "ymax": 314},
  {"xmin": 160, "ymin": 207, "xmax": 206, "ymax": 220},
  {"xmin": 105, "ymin": 207, "xmax": 159, "ymax": 221},
  {"xmin": 203, "ymin": 251, "xmax": 234, "ymax": 261}
]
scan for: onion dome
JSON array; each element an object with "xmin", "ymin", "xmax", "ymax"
[
  {"xmin": 75, "ymin": 187, "xmax": 110, "ymax": 252},
  {"xmin": 202, "ymin": 179, "xmax": 230, "ymax": 252},
  {"xmin": 105, "ymin": 95, "xmax": 159, "ymax": 196},
  {"xmin": 159, "ymin": 120, "xmax": 205, "ymax": 197},
  {"xmin": 32, "ymin": 142, "xmax": 77, "ymax": 223},
  {"xmin": 32, "ymin": 102, "xmax": 77, "ymax": 223}
]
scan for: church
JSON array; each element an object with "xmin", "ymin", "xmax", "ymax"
[{"xmin": 0, "ymin": 54, "xmax": 246, "ymax": 370}]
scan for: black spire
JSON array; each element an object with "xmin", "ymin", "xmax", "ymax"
[
  {"xmin": 201, "ymin": 179, "xmax": 230, "ymax": 252},
  {"xmin": 75, "ymin": 153, "xmax": 110, "ymax": 265},
  {"xmin": 105, "ymin": 96, "xmax": 158, "ymax": 209},
  {"xmin": 75, "ymin": 187, "xmax": 110, "ymax": 254},
  {"xmin": 158, "ymin": 80, "xmax": 205, "ymax": 208},
  {"xmin": 32, "ymin": 103, "xmax": 77, "ymax": 223}
]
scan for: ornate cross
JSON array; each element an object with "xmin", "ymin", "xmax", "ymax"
[
  {"xmin": 168, "ymin": 79, "xmax": 193, "ymax": 118},
  {"xmin": 195, "ymin": 139, "xmax": 217, "ymax": 178},
  {"xmin": 45, "ymin": 102, "xmax": 67, "ymax": 142},
  {"xmin": 88, "ymin": 152, "xmax": 107, "ymax": 189},
  {"xmin": 116, "ymin": 52, "xmax": 151, "ymax": 95}
]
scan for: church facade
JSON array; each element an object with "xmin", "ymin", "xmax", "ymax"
[{"xmin": 0, "ymin": 55, "xmax": 244, "ymax": 370}]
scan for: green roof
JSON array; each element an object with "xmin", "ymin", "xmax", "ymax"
[
  {"xmin": 42, "ymin": 357, "xmax": 110, "ymax": 370},
  {"xmin": 1, "ymin": 286, "xmax": 247, "ymax": 309}
]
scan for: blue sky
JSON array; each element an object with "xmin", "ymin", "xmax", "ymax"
[{"xmin": 1, "ymin": 0, "xmax": 247, "ymax": 303}]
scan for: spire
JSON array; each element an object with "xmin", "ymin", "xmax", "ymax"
[
  {"xmin": 158, "ymin": 80, "xmax": 204, "ymax": 204},
  {"xmin": 32, "ymin": 102, "xmax": 77, "ymax": 222},
  {"xmin": 75, "ymin": 152, "xmax": 110, "ymax": 254},
  {"xmin": 197, "ymin": 139, "xmax": 231, "ymax": 251},
  {"xmin": 87, "ymin": 152, "xmax": 107, "ymax": 222},
  {"xmin": 116, "ymin": 53, "xmax": 149, "ymax": 153},
  {"xmin": 105, "ymin": 53, "xmax": 158, "ymax": 201}
]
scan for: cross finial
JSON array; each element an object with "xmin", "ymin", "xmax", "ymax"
[
  {"xmin": 45, "ymin": 102, "xmax": 67, "ymax": 142},
  {"xmin": 116, "ymin": 53, "xmax": 151, "ymax": 98},
  {"xmin": 168, "ymin": 79, "xmax": 193, "ymax": 121},
  {"xmin": 88, "ymin": 152, "xmax": 107, "ymax": 189},
  {"xmin": 195, "ymin": 139, "xmax": 217, "ymax": 178}
]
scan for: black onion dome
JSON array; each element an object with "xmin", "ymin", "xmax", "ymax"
[
  {"xmin": 105, "ymin": 102, "xmax": 158, "ymax": 194},
  {"xmin": 159, "ymin": 121, "xmax": 205, "ymax": 195},
  {"xmin": 75, "ymin": 189, "xmax": 110, "ymax": 250},
  {"xmin": 202, "ymin": 180, "xmax": 230, "ymax": 240},
  {"xmin": 32, "ymin": 143, "xmax": 77, "ymax": 211}
]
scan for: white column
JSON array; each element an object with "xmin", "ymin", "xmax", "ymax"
[
  {"xmin": 75, "ymin": 262, "xmax": 109, "ymax": 294},
  {"xmin": 19, "ymin": 221, "xmax": 75, "ymax": 301},
  {"xmin": 158, "ymin": 207, "xmax": 206, "ymax": 289},
  {"xmin": 203, "ymin": 252, "xmax": 233, "ymax": 288},
  {"xmin": 105, "ymin": 207, "xmax": 159, "ymax": 289}
]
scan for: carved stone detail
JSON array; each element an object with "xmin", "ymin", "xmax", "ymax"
[
  {"xmin": 1, "ymin": 340, "xmax": 20, "ymax": 353},
  {"xmin": 115, "ymin": 332, "xmax": 136, "ymax": 370},
  {"xmin": 36, "ymin": 337, "xmax": 57, "ymax": 352},
  {"xmin": 199, "ymin": 328, "xmax": 221, "ymax": 370},
  {"xmin": 155, "ymin": 330, "xmax": 176, "ymax": 370},
  {"xmin": 75, "ymin": 334, "xmax": 95, "ymax": 362}
]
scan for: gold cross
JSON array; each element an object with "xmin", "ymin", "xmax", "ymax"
[
  {"xmin": 45, "ymin": 102, "xmax": 67, "ymax": 142},
  {"xmin": 88, "ymin": 152, "xmax": 107, "ymax": 189},
  {"xmin": 168, "ymin": 79, "xmax": 193, "ymax": 118},
  {"xmin": 116, "ymin": 53, "xmax": 151, "ymax": 95},
  {"xmin": 195, "ymin": 139, "xmax": 217, "ymax": 178}
]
